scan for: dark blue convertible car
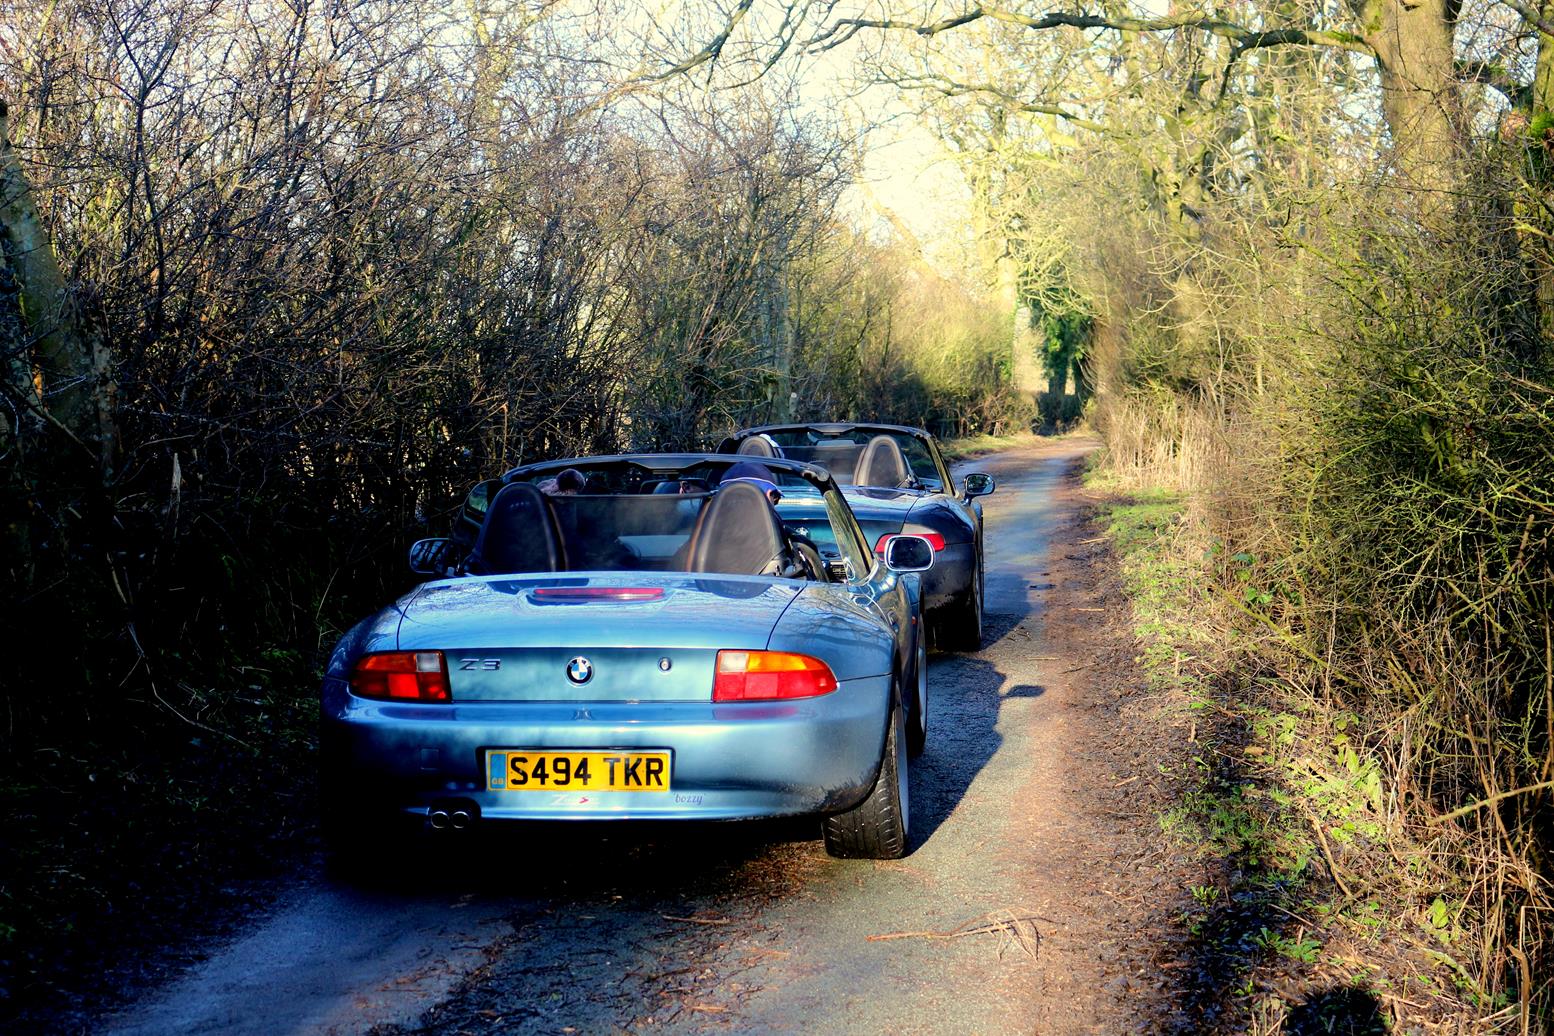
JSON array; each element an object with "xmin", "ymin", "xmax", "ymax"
[
  {"xmin": 719, "ymin": 424, "xmax": 995, "ymax": 649},
  {"xmin": 321, "ymin": 455, "xmax": 934, "ymax": 860}
]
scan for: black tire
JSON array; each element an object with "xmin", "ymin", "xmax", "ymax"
[
  {"xmin": 319, "ymin": 779, "xmax": 412, "ymax": 875},
  {"xmin": 907, "ymin": 632, "xmax": 928, "ymax": 757},
  {"xmin": 320, "ymin": 799, "xmax": 374, "ymax": 873},
  {"xmin": 823, "ymin": 702, "xmax": 910, "ymax": 859},
  {"xmin": 939, "ymin": 560, "xmax": 984, "ymax": 652}
]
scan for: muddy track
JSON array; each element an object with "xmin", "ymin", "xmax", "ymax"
[{"xmin": 96, "ymin": 439, "xmax": 1195, "ymax": 1035}]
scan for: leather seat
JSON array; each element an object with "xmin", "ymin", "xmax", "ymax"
[
  {"xmin": 683, "ymin": 481, "xmax": 790, "ymax": 576},
  {"xmin": 736, "ymin": 435, "xmax": 782, "ymax": 458},
  {"xmin": 855, "ymin": 435, "xmax": 912, "ymax": 488},
  {"xmin": 466, "ymin": 483, "xmax": 565, "ymax": 575}
]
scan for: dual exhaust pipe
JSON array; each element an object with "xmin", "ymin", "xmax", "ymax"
[{"xmin": 427, "ymin": 807, "xmax": 474, "ymax": 831}]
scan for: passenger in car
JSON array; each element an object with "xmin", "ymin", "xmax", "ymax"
[{"xmin": 537, "ymin": 467, "xmax": 585, "ymax": 496}]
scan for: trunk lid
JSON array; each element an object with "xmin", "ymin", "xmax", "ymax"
[
  {"xmin": 840, "ymin": 487, "xmax": 922, "ymax": 549},
  {"xmin": 396, "ymin": 574, "xmax": 801, "ymax": 702}
]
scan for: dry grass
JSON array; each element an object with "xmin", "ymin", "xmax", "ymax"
[{"xmin": 1094, "ymin": 381, "xmax": 1552, "ymax": 1032}]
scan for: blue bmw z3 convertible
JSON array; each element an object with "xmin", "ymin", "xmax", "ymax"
[{"xmin": 320, "ymin": 454, "xmax": 935, "ymax": 859}]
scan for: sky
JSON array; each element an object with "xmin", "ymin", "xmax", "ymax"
[{"xmin": 786, "ymin": 23, "xmax": 979, "ymax": 277}]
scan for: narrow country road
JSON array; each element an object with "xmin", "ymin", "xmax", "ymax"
[{"xmin": 102, "ymin": 438, "xmax": 1179, "ymax": 1035}]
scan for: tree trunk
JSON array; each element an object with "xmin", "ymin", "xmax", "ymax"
[
  {"xmin": 1529, "ymin": 5, "xmax": 1554, "ymax": 335},
  {"xmin": 1356, "ymin": 0, "xmax": 1463, "ymax": 208},
  {"xmin": 0, "ymin": 98, "xmax": 115, "ymax": 477},
  {"xmin": 1536, "ymin": 3, "xmax": 1554, "ymax": 114}
]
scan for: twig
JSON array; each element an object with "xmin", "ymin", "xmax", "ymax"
[
  {"xmin": 1306, "ymin": 810, "xmax": 1356, "ymax": 899},
  {"xmin": 1429, "ymin": 780, "xmax": 1554, "ymax": 825},
  {"xmin": 867, "ymin": 909, "xmax": 1044, "ymax": 959},
  {"xmin": 661, "ymin": 914, "xmax": 733, "ymax": 925}
]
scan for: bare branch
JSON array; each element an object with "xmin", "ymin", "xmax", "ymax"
[
  {"xmin": 1498, "ymin": 0, "xmax": 1554, "ymax": 38},
  {"xmin": 886, "ymin": 73, "xmax": 1112, "ymax": 134},
  {"xmin": 1456, "ymin": 59, "xmax": 1531, "ymax": 106},
  {"xmin": 810, "ymin": 4, "xmax": 1373, "ymax": 59},
  {"xmin": 640, "ymin": 0, "xmax": 759, "ymax": 82}
]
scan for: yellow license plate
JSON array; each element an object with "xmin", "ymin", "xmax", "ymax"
[{"xmin": 486, "ymin": 750, "xmax": 670, "ymax": 792}]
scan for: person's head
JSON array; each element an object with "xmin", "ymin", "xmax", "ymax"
[
  {"xmin": 554, "ymin": 468, "xmax": 586, "ymax": 494},
  {"xmin": 721, "ymin": 462, "xmax": 782, "ymax": 505}
]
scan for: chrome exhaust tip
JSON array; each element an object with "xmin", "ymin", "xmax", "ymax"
[
  {"xmin": 450, "ymin": 810, "xmax": 472, "ymax": 831},
  {"xmin": 428, "ymin": 809, "xmax": 451, "ymax": 831}
]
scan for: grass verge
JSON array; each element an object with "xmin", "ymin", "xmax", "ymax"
[{"xmin": 1095, "ymin": 481, "xmax": 1518, "ymax": 1033}]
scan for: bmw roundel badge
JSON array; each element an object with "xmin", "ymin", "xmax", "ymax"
[{"xmin": 566, "ymin": 657, "xmax": 593, "ymax": 684}]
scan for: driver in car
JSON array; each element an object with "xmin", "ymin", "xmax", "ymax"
[
  {"xmin": 719, "ymin": 461, "xmax": 833, "ymax": 580},
  {"xmin": 720, "ymin": 461, "xmax": 783, "ymax": 505}
]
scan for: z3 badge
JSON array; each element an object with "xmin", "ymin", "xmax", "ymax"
[{"xmin": 458, "ymin": 658, "xmax": 501, "ymax": 671}]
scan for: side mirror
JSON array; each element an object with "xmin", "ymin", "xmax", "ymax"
[
  {"xmin": 409, "ymin": 537, "xmax": 455, "ymax": 576},
  {"xmin": 884, "ymin": 534, "xmax": 934, "ymax": 573},
  {"xmin": 963, "ymin": 472, "xmax": 995, "ymax": 498}
]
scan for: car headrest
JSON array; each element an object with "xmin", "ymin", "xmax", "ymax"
[
  {"xmin": 855, "ymin": 435, "xmax": 911, "ymax": 488},
  {"xmin": 684, "ymin": 481, "xmax": 787, "ymax": 576},
  {"xmin": 736, "ymin": 435, "xmax": 782, "ymax": 458},
  {"xmin": 467, "ymin": 482, "xmax": 564, "ymax": 575}
]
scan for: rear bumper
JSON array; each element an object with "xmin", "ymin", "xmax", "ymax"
[{"xmin": 320, "ymin": 675, "xmax": 891, "ymax": 823}]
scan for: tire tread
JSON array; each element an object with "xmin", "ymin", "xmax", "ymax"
[{"xmin": 822, "ymin": 708, "xmax": 908, "ymax": 859}]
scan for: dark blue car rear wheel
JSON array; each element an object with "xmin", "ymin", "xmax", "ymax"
[
  {"xmin": 940, "ymin": 560, "xmax": 983, "ymax": 652},
  {"xmin": 907, "ymin": 634, "xmax": 928, "ymax": 757}
]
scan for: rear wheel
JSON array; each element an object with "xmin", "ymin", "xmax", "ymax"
[
  {"xmin": 906, "ymin": 633, "xmax": 928, "ymax": 757},
  {"xmin": 319, "ymin": 778, "xmax": 416, "ymax": 875},
  {"xmin": 823, "ymin": 701, "xmax": 910, "ymax": 859},
  {"xmin": 939, "ymin": 561, "xmax": 983, "ymax": 652}
]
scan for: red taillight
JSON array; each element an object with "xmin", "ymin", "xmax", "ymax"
[
  {"xmin": 531, "ymin": 587, "xmax": 665, "ymax": 602},
  {"xmin": 876, "ymin": 531, "xmax": 946, "ymax": 553},
  {"xmin": 713, "ymin": 650, "xmax": 839, "ymax": 702},
  {"xmin": 350, "ymin": 651, "xmax": 451, "ymax": 702}
]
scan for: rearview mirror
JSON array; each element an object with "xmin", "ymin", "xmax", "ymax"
[
  {"xmin": 963, "ymin": 472, "xmax": 995, "ymax": 498},
  {"xmin": 883, "ymin": 534, "xmax": 934, "ymax": 573},
  {"xmin": 408, "ymin": 537, "xmax": 455, "ymax": 576}
]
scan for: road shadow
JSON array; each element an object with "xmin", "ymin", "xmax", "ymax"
[
  {"xmin": 1003, "ymin": 683, "xmax": 1046, "ymax": 698},
  {"xmin": 910, "ymin": 654, "xmax": 1010, "ymax": 847}
]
